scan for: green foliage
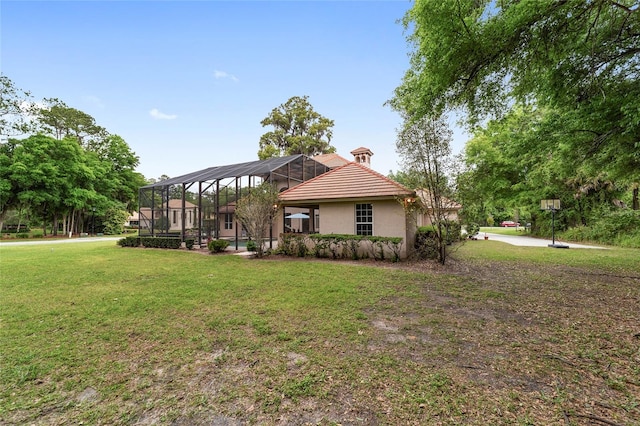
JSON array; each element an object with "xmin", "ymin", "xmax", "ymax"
[
  {"xmin": 15, "ymin": 232, "xmax": 29, "ymax": 239},
  {"xmin": 245, "ymin": 240, "xmax": 257, "ymax": 252},
  {"xmin": 117, "ymin": 236, "xmax": 195, "ymax": 250},
  {"xmin": 0, "ymin": 76, "xmax": 142, "ymax": 236},
  {"xmin": 258, "ymin": 96, "xmax": 336, "ymax": 160},
  {"xmin": 466, "ymin": 223, "xmax": 480, "ymax": 237},
  {"xmin": 393, "ymin": 1, "xmax": 639, "ymax": 240},
  {"xmin": 560, "ymin": 210, "xmax": 640, "ymax": 248},
  {"xmin": 208, "ymin": 239, "xmax": 230, "ymax": 253},
  {"xmin": 0, "ymin": 75, "xmax": 34, "ymax": 138},
  {"xmin": 415, "ymin": 222, "xmax": 461, "ymax": 260},
  {"xmin": 102, "ymin": 207, "xmax": 129, "ymax": 235}
]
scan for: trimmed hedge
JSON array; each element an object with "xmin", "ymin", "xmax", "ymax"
[
  {"xmin": 278, "ymin": 233, "xmax": 403, "ymax": 262},
  {"xmin": 118, "ymin": 236, "xmax": 195, "ymax": 250}
]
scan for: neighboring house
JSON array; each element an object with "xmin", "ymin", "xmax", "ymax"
[
  {"xmin": 125, "ymin": 212, "xmax": 140, "ymax": 228},
  {"xmin": 278, "ymin": 158, "xmax": 417, "ymax": 258},
  {"xmin": 139, "ymin": 199, "xmax": 198, "ymax": 233},
  {"xmin": 414, "ymin": 189, "xmax": 463, "ymax": 227}
]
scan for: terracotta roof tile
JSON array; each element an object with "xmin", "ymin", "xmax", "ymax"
[
  {"xmin": 279, "ymin": 162, "xmax": 413, "ymax": 202},
  {"xmin": 313, "ymin": 153, "xmax": 350, "ymax": 168},
  {"xmin": 350, "ymin": 147, "xmax": 373, "ymax": 155}
]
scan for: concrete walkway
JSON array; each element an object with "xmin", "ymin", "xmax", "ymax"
[{"xmin": 480, "ymin": 232, "xmax": 607, "ymax": 249}]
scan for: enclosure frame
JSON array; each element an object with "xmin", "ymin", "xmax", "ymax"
[{"xmin": 137, "ymin": 155, "xmax": 329, "ymax": 249}]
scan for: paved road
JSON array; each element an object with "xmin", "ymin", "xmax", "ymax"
[
  {"xmin": 0, "ymin": 236, "xmax": 122, "ymax": 247},
  {"xmin": 480, "ymin": 232, "xmax": 607, "ymax": 249}
]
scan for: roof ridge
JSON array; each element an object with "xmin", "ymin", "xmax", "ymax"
[{"xmin": 349, "ymin": 162, "xmax": 413, "ymax": 192}]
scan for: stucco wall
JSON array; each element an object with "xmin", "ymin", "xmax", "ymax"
[
  {"xmin": 319, "ymin": 200, "xmax": 406, "ymax": 236},
  {"xmin": 318, "ymin": 199, "xmax": 412, "ymax": 258}
]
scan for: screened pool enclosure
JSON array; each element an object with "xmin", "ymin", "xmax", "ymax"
[{"xmin": 138, "ymin": 155, "xmax": 329, "ymax": 249}]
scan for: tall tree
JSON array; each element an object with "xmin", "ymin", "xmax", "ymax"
[
  {"xmin": 258, "ymin": 96, "xmax": 335, "ymax": 160},
  {"xmin": 390, "ymin": 0, "xmax": 640, "ymax": 206},
  {"xmin": 0, "ymin": 75, "xmax": 32, "ymax": 137},
  {"xmin": 36, "ymin": 98, "xmax": 107, "ymax": 147},
  {"xmin": 396, "ymin": 115, "xmax": 458, "ymax": 264}
]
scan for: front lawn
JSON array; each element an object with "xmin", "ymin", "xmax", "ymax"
[{"xmin": 1, "ymin": 241, "xmax": 638, "ymax": 424}]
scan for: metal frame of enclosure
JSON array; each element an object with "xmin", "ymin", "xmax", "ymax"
[{"xmin": 138, "ymin": 155, "xmax": 329, "ymax": 249}]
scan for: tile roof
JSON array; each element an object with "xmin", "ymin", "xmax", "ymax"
[
  {"xmin": 313, "ymin": 153, "xmax": 350, "ymax": 169},
  {"xmin": 415, "ymin": 189, "xmax": 462, "ymax": 210},
  {"xmin": 350, "ymin": 147, "xmax": 373, "ymax": 155},
  {"xmin": 279, "ymin": 162, "xmax": 413, "ymax": 202}
]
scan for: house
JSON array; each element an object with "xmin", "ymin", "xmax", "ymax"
[
  {"xmin": 139, "ymin": 199, "xmax": 198, "ymax": 234},
  {"xmin": 125, "ymin": 211, "xmax": 140, "ymax": 228},
  {"xmin": 414, "ymin": 189, "xmax": 463, "ymax": 227},
  {"xmin": 136, "ymin": 148, "xmax": 461, "ymax": 256},
  {"xmin": 278, "ymin": 154, "xmax": 417, "ymax": 258}
]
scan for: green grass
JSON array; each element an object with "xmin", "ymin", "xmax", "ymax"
[
  {"xmin": 455, "ymin": 239, "xmax": 638, "ymax": 273},
  {"xmin": 1, "ymin": 240, "xmax": 638, "ymax": 424},
  {"xmin": 480, "ymin": 226, "xmax": 529, "ymax": 236}
]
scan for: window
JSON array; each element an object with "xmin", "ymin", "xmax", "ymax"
[
  {"xmin": 224, "ymin": 213, "xmax": 233, "ymax": 230},
  {"xmin": 355, "ymin": 203, "xmax": 373, "ymax": 236},
  {"xmin": 172, "ymin": 210, "xmax": 177, "ymax": 224}
]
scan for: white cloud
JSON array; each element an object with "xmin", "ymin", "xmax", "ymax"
[
  {"xmin": 214, "ymin": 69, "xmax": 239, "ymax": 82},
  {"xmin": 149, "ymin": 108, "xmax": 177, "ymax": 120}
]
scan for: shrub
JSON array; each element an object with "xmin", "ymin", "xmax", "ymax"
[
  {"xmin": 279, "ymin": 233, "xmax": 403, "ymax": 261},
  {"xmin": 16, "ymin": 232, "xmax": 30, "ymax": 239},
  {"xmin": 208, "ymin": 239, "xmax": 230, "ymax": 253},
  {"xmin": 414, "ymin": 228, "xmax": 439, "ymax": 260},
  {"xmin": 466, "ymin": 223, "xmax": 480, "ymax": 238},
  {"xmin": 31, "ymin": 230, "xmax": 44, "ymax": 238},
  {"xmin": 117, "ymin": 236, "xmax": 195, "ymax": 249},
  {"xmin": 246, "ymin": 240, "xmax": 257, "ymax": 252},
  {"xmin": 118, "ymin": 236, "xmax": 140, "ymax": 247}
]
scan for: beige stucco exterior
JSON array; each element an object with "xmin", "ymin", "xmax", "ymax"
[{"xmin": 278, "ymin": 198, "xmax": 416, "ymax": 259}]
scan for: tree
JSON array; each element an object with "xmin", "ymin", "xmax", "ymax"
[
  {"xmin": 0, "ymin": 75, "xmax": 32, "ymax": 137},
  {"xmin": 396, "ymin": 115, "xmax": 458, "ymax": 264},
  {"xmin": 35, "ymin": 98, "xmax": 107, "ymax": 147},
  {"xmin": 258, "ymin": 96, "xmax": 336, "ymax": 159},
  {"xmin": 390, "ymin": 0, "xmax": 640, "ymax": 207},
  {"xmin": 0, "ymin": 139, "xmax": 18, "ymax": 232},
  {"xmin": 233, "ymin": 183, "xmax": 280, "ymax": 258}
]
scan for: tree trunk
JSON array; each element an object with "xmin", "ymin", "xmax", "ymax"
[
  {"xmin": 633, "ymin": 185, "xmax": 639, "ymax": 211},
  {"xmin": 53, "ymin": 214, "xmax": 59, "ymax": 236}
]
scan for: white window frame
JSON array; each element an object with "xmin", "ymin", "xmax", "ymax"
[
  {"xmin": 355, "ymin": 203, "xmax": 373, "ymax": 236},
  {"xmin": 224, "ymin": 213, "xmax": 233, "ymax": 230}
]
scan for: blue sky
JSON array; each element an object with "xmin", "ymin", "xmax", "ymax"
[{"xmin": 2, "ymin": 0, "xmax": 468, "ymax": 180}]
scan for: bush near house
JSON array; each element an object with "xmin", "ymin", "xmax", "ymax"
[
  {"xmin": 279, "ymin": 233, "xmax": 403, "ymax": 262},
  {"xmin": 415, "ymin": 221, "xmax": 462, "ymax": 259},
  {"xmin": 208, "ymin": 239, "xmax": 230, "ymax": 253}
]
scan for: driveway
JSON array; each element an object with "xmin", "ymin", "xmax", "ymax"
[{"xmin": 480, "ymin": 232, "xmax": 607, "ymax": 249}]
